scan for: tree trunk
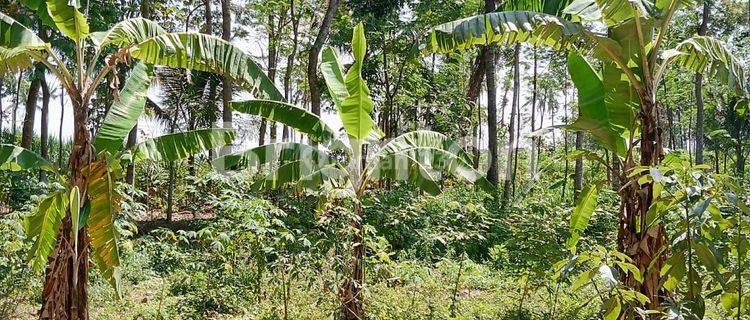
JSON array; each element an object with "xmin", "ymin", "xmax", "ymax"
[
  {"xmin": 40, "ymin": 99, "xmax": 91, "ymax": 320},
  {"xmin": 282, "ymin": 0, "xmax": 299, "ymax": 142},
  {"xmin": 21, "ymin": 71, "xmax": 41, "ymax": 149},
  {"xmin": 484, "ymin": 0, "xmax": 498, "ymax": 194},
  {"xmin": 307, "ymin": 0, "xmax": 339, "ymax": 120},
  {"xmin": 58, "ymin": 87, "xmax": 65, "ymax": 168},
  {"xmin": 562, "ymin": 83, "xmax": 569, "ymax": 200},
  {"xmin": 262, "ymin": 12, "xmax": 283, "ymax": 146},
  {"xmin": 502, "ymin": 44, "xmax": 520, "ymax": 206},
  {"xmin": 530, "ymin": 48, "xmax": 538, "ymax": 177},
  {"xmin": 485, "ymin": 50, "xmax": 498, "ymax": 189},
  {"xmin": 340, "ymin": 201, "xmax": 365, "ymax": 320},
  {"xmin": 618, "ymin": 95, "xmax": 667, "ymax": 309},
  {"xmin": 220, "ymin": 0, "xmax": 233, "ymax": 155},
  {"xmin": 466, "ymin": 49, "xmax": 487, "ymax": 168},
  {"xmin": 0, "ymin": 81, "xmax": 4, "ymax": 139},
  {"xmin": 736, "ymin": 118, "xmax": 746, "ymax": 177},
  {"xmin": 12, "ymin": 71, "xmax": 21, "ymax": 143},
  {"xmin": 39, "ymin": 75, "xmax": 50, "ymax": 182},
  {"xmin": 694, "ymin": 0, "xmax": 710, "ymax": 164}
]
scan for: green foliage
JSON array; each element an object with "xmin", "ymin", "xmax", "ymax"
[
  {"xmin": 566, "ymin": 184, "xmax": 599, "ymax": 250},
  {"xmin": 45, "ymin": 0, "xmax": 89, "ymax": 41},
  {"xmin": 92, "ymin": 62, "xmax": 153, "ymax": 155},
  {"xmin": 321, "ymin": 22, "xmax": 381, "ymax": 141},
  {"xmin": 23, "ymin": 189, "xmax": 67, "ymax": 272},
  {"xmin": 130, "ymin": 33, "xmax": 283, "ymax": 101},
  {"xmin": 0, "ymin": 144, "xmax": 57, "ymax": 172},
  {"xmin": 85, "ymin": 156, "xmax": 123, "ymax": 295}
]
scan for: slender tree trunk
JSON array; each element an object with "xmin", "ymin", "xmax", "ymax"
[
  {"xmin": 21, "ymin": 70, "xmax": 41, "ymax": 149},
  {"xmin": 39, "ymin": 75, "xmax": 49, "ymax": 181},
  {"xmin": 499, "ymin": 77, "xmax": 510, "ymax": 128},
  {"xmin": 261, "ymin": 11, "xmax": 284, "ymax": 146},
  {"xmin": 220, "ymin": 0, "xmax": 233, "ymax": 155},
  {"xmin": 12, "ymin": 71, "xmax": 21, "ymax": 143},
  {"xmin": 341, "ymin": 201, "xmax": 365, "ymax": 320},
  {"xmin": 41, "ymin": 98, "xmax": 91, "ymax": 320},
  {"xmin": 484, "ymin": 0, "xmax": 498, "ymax": 196},
  {"xmin": 282, "ymin": 0, "xmax": 299, "ymax": 142},
  {"xmin": 58, "ymin": 87, "xmax": 65, "ymax": 168},
  {"xmin": 694, "ymin": 0, "xmax": 710, "ymax": 164},
  {"xmin": 485, "ymin": 53, "xmax": 498, "ymax": 189},
  {"xmin": 502, "ymin": 44, "xmax": 520, "ymax": 206},
  {"xmin": 562, "ymin": 83, "xmax": 569, "ymax": 200},
  {"xmin": 166, "ymin": 97, "xmax": 181, "ymax": 221},
  {"xmin": 0, "ymin": 81, "xmax": 3, "ymax": 139},
  {"xmin": 736, "ymin": 119, "xmax": 746, "ymax": 177},
  {"xmin": 307, "ymin": 0, "xmax": 339, "ymax": 120},
  {"xmin": 512, "ymin": 83, "xmax": 521, "ymax": 198},
  {"xmin": 530, "ymin": 48, "xmax": 538, "ymax": 177},
  {"xmin": 466, "ymin": 51, "xmax": 487, "ymax": 168}
]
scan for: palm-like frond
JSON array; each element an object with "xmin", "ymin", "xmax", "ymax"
[
  {"xmin": 130, "ymin": 33, "xmax": 283, "ymax": 101},
  {"xmin": 134, "ymin": 129, "xmax": 235, "ymax": 162}
]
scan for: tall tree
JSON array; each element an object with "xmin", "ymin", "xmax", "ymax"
[
  {"xmin": 307, "ymin": 0, "xmax": 339, "ymax": 120},
  {"xmin": 484, "ymin": 0, "xmax": 499, "ymax": 191},
  {"xmin": 11, "ymin": 71, "xmax": 21, "ymax": 142},
  {"xmin": 282, "ymin": 0, "xmax": 300, "ymax": 142},
  {"xmin": 57, "ymin": 87, "xmax": 65, "ymax": 168},
  {"xmin": 221, "ymin": 0, "xmax": 233, "ymax": 153},
  {"xmin": 426, "ymin": 1, "xmax": 746, "ymax": 308},
  {"xmin": 0, "ymin": 80, "xmax": 3, "ymax": 138},
  {"xmin": 694, "ymin": 0, "xmax": 710, "ymax": 164},
  {"xmin": 39, "ymin": 74, "xmax": 50, "ymax": 182},
  {"xmin": 502, "ymin": 44, "xmax": 520, "ymax": 205},
  {"xmin": 530, "ymin": 48, "xmax": 539, "ymax": 177},
  {"xmin": 261, "ymin": 8, "xmax": 287, "ymax": 145},
  {"xmin": 21, "ymin": 67, "xmax": 41, "ymax": 149}
]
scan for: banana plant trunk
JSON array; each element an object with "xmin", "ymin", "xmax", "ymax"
[
  {"xmin": 41, "ymin": 100, "xmax": 91, "ymax": 320},
  {"xmin": 341, "ymin": 201, "xmax": 365, "ymax": 320},
  {"xmin": 618, "ymin": 94, "xmax": 667, "ymax": 310}
]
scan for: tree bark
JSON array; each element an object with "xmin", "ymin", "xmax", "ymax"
[
  {"xmin": 466, "ymin": 53, "xmax": 486, "ymax": 166},
  {"xmin": 21, "ymin": 71, "xmax": 41, "ymax": 149},
  {"xmin": 40, "ymin": 97, "xmax": 91, "ymax": 320},
  {"xmin": 502, "ymin": 44, "xmax": 520, "ymax": 206},
  {"xmin": 40, "ymin": 75, "xmax": 50, "ymax": 182},
  {"xmin": 58, "ymin": 87, "xmax": 65, "ymax": 168},
  {"xmin": 307, "ymin": 0, "xmax": 339, "ymax": 120},
  {"xmin": 282, "ymin": 0, "xmax": 300, "ymax": 142},
  {"xmin": 694, "ymin": 0, "xmax": 710, "ymax": 164},
  {"xmin": 220, "ymin": 0, "xmax": 233, "ymax": 154},
  {"xmin": 562, "ymin": 83, "xmax": 569, "ymax": 200},
  {"xmin": 618, "ymin": 94, "xmax": 667, "ymax": 309},
  {"xmin": 485, "ymin": 49, "xmax": 498, "ymax": 188},
  {"xmin": 530, "ymin": 48, "xmax": 538, "ymax": 177},
  {"xmin": 12, "ymin": 71, "xmax": 21, "ymax": 142},
  {"xmin": 484, "ymin": 0, "xmax": 499, "ymax": 195},
  {"xmin": 0, "ymin": 81, "xmax": 3, "ymax": 139},
  {"xmin": 340, "ymin": 201, "xmax": 365, "ymax": 320},
  {"xmin": 261, "ymin": 11, "xmax": 284, "ymax": 146}
]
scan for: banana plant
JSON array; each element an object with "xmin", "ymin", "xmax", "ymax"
[
  {"xmin": 213, "ymin": 23, "xmax": 493, "ymax": 320},
  {"xmin": 425, "ymin": 0, "xmax": 748, "ymax": 311},
  {"xmin": 0, "ymin": 2, "xmax": 280, "ymax": 317}
]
